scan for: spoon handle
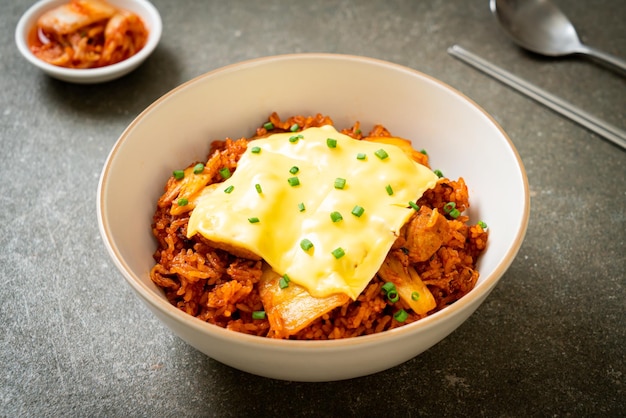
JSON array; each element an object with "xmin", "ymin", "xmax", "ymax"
[
  {"xmin": 579, "ymin": 45, "xmax": 626, "ymax": 74},
  {"xmin": 448, "ymin": 45, "xmax": 626, "ymax": 150}
]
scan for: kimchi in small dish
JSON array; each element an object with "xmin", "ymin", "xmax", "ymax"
[{"xmin": 15, "ymin": 0, "xmax": 161, "ymax": 83}]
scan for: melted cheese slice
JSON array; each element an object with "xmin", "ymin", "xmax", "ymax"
[{"xmin": 187, "ymin": 126, "xmax": 438, "ymax": 299}]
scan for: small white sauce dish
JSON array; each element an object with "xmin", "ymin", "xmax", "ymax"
[{"xmin": 15, "ymin": 0, "xmax": 162, "ymax": 84}]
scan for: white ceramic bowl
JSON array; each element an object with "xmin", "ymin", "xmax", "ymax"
[
  {"xmin": 15, "ymin": 0, "xmax": 161, "ymax": 84},
  {"xmin": 98, "ymin": 54, "xmax": 530, "ymax": 381}
]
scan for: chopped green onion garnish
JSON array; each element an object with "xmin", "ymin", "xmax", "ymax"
[
  {"xmin": 434, "ymin": 169, "xmax": 444, "ymax": 178},
  {"xmin": 263, "ymin": 122, "xmax": 274, "ymax": 130},
  {"xmin": 355, "ymin": 129, "xmax": 362, "ymax": 135},
  {"xmin": 279, "ymin": 274, "xmax": 290, "ymax": 289},
  {"xmin": 449, "ymin": 208, "xmax": 461, "ymax": 219},
  {"xmin": 409, "ymin": 201, "xmax": 420, "ymax": 211},
  {"xmin": 356, "ymin": 153, "xmax": 366, "ymax": 160},
  {"xmin": 478, "ymin": 220, "xmax": 488, "ymax": 229},
  {"xmin": 374, "ymin": 148, "xmax": 389, "ymax": 160},
  {"xmin": 387, "ymin": 290, "xmax": 399, "ymax": 303},
  {"xmin": 177, "ymin": 198, "xmax": 188, "ymax": 206},
  {"xmin": 288, "ymin": 176, "xmax": 300, "ymax": 187},
  {"xmin": 326, "ymin": 138, "xmax": 337, "ymax": 148},
  {"xmin": 351, "ymin": 205, "xmax": 365, "ymax": 217},
  {"xmin": 219, "ymin": 167, "xmax": 231, "ymax": 179},
  {"xmin": 173, "ymin": 170, "xmax": 185, "ymax": 180},
  {"xmin": 193, "ymin": 163, "xmax": 205, "ymax": 174},
  {"xmin": 224, "ymin": 185, "xmax": 234, "ymax": 194},
  {"xmin": 300, "ymin": 238, "xmax": 314, "ymax": 251},
  {"xmin": 255, "ymin": 184, "xmax": 262, "ymax": 194},
  {"xmin": 334, "ymin": 178, "xmax": 346, "ymax": 189},
  {"xmin": 330, "ymin": 211, "xmax": 343, "ymax": 223},
  {"xmin": 289, "ymin": 134, "xmax": 303, "ymax": 143},
  {"xmin": 394, "ymin": 309, "xmax": 408, "ymax": 322},
  {"xmin": 385, "ymin": 184, "xmax": 394, "ymax": 196},
  {"xmin": 250, "ymin": 146, "xmax": 261, "ymax": 154},
  {"xmin": 331, "ymin": 247, "xmax": 345, "ymax": 259},
  {"xmin": 248, "ymin": 217, "xmax": 260, "ymax": 223},
  {"xmin": 411, "ymin": 291, "xmax": 420, "ymax": 301},
  {"xmin": 420, "ymin": 149, "xmax": 428, "ymax": 155},
  {"xmin": 298, "ymin": 202, "xmax": 306, "ymax": 212},
  {"xmin": 381, "ymin": 282, "xmax": 396, "ymax": 295},
  {"xmin": 289, "ymin": 166, "xmax": 299, "ymax": 174},
  {"xmin": 252, "ymin": 310, "xmax": 266, "ymax": 320},
  {"xmin": 443, "ymin": 202, "xmax": 456, "ymax": 214},
  {"xmin": 290, "ymin": 123, "xmax": 299, "ymax": 132},
  {"xmin": 381, "ymin": 282, "xmax": 399, "ymax": 303}
]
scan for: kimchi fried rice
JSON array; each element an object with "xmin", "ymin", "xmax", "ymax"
[{"xmin": 149, "ymin": 113, "xmax": 489, "ymax": 340}]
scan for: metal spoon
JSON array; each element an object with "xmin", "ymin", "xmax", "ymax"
[{"xmin": 490, "ymin": 0, "xmax": 626, "ymax": 72}]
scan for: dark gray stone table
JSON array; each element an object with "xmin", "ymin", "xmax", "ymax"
[{"xmin": 2, "ymin": 0, "xmax": 624, "ymax": 416}]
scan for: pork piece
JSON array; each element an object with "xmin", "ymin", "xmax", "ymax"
[{"xmin": 399, "ymin": 206, "xmax": 450, "ymax": 263}]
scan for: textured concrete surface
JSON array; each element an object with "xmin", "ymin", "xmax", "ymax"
[{"xmin": 1, "ymin": 0, "xmax": 624, "ymax": 416}]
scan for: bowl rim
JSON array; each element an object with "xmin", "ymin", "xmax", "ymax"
[
  {"xmin": 14, "ymin": 0, "xmax": 162, "ymax": 81},
  {"xmin": 97, "ymin": 52, "xmax": 530, "ymax": 349}
]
